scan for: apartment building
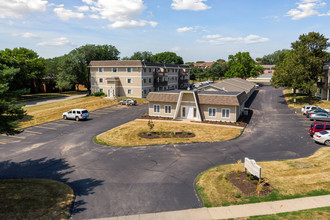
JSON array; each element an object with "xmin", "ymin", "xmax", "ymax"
[
  {"xmin": 316, "ymin": 63, "xmax": 330, "ymax": 100},
  {"xmin": 89, "ymin": 60, "xmax": 190, "ymax": 98}
]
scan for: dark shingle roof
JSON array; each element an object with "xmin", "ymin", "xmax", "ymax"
[{"xmin": 89, "ymin": 60, "xmax": 190, "ymax": 69}]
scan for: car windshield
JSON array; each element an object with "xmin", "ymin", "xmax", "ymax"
[
  {"xmin": 82, "ymin": 110, "xmax": 88, "ymax": 113},
  {"xmin": 320, "ymin": 131, "xmax": 329, "ymax": 135}
]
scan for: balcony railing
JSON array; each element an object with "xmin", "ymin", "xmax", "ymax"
[{"xmin": 154, "ymin": 81, "xmax": 168, "ymax": 87}]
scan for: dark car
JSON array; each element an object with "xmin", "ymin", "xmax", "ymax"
[{"xmin": 309, "ymin": 122, "xmax": 330, "ymax": 136}]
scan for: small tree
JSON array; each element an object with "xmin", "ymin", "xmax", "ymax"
[{"xmin": 148, "ymin": 119, "xmax": 154, "ymax": 131}]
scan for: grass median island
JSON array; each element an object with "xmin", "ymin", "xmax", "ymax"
[
  {"xmin": 18, "ymin": 90, "xmax": 87, "ymax": 103},
  {"xmin": 19, "ymin": 96, "xmax": 118, "ymax": 128},
  {"xmin": 0, "ymin": 178, "xmax": 74, "ymax": 219},
  {"xmin": 196, "ymin": 147, "xmax": 330, "ymax": 207},
  {"xmin": 95, "ymin": 120, "xmax": 242, "ymax": 147},
  {"xmin": 283, "ymin": 89, "xmax": 330, "ymax": 109}
]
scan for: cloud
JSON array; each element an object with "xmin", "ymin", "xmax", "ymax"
[
  {"xmin": 171, "ymin": 0, "xmax": 211, "ymax": 11},
  {"xmin": 75, "ymin": 5, "xmax": 90, "ymax": 12},
  {"xmin": 81, "ymin": 0, "xmax": 157, "ymax": 28},
  {"xmin": 198, "ymin": 34, "xmax": 270, "ymax": 45},
  {"xmin": 171, "ymin": 46, "xmax": 181, "ymax": 52},
  {"xmin": 286, "ymin": 0, "xmax": 330, "ymax": 20},
  {"xmin": 177, "ymin": 27, "xmax": 193, "ymax": 33},
  {"xmin": 0, "ymin": 0, "xmax": 48, "ymax": 19},
  {"xmin": 12, "ymin": 32, "xmax": 40, "ymax": 39},
  {"xmin": 37, "ymin": 37, "xmax": 75, "ymax": 47},
  {"xmin": 54, "ymin": 7, "xmax": 84, "ymax": 21}
]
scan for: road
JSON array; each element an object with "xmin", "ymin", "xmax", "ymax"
[{"xmin": 0, "ymin": 84, "xmax": 319, "ymax": 219}]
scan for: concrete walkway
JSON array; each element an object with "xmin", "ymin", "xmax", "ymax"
[
  {"xmin": 91, "ymin": 195, "xmax": 330, "ymax": 220},
  {"xmin": 22, "ymin": 94, "xmax": 86, "ymax": 107}
]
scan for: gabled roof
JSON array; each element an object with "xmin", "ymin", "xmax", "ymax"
[
  {"xmin": 198, "ymin": 78, "xmax": 255, "ymax": 95},
  {"xmin": 147, "ymin": 90, "xmax": 246, "ymax": 106}
]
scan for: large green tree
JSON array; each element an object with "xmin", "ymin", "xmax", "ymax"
[
  {"xmin": 151, "ymin": 52, "xmax": 184, "ymax": 64},
  {"xmin": 272, "ymin": 32, "xmax": 328, "ymax": 103},
  {"xmin": 261, "ymin": 49, "xmax": 290, "ymax": 65},
  {"xmin": 206, "ymin": 62, "xmax": 226, "ymax": 81},
  {"xmin": 0, "ymin": 48, "xmax": 45, "ymax": 93},
  {"xmin": 0, "ymin": 65, "xmax": 27, "ymax": 135},
  {"xmin": 225, "ymin": 52, "xmax": 263, "ymax": 79},
  {"xmin": 49, "ymin": 44, "xmax": 120, "ymax": 92},
  {"xmin": 122, "ymin": 51, "xmax": 153, "ymax": 62}
]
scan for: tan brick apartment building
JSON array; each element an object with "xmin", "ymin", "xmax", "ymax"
[{"xmin": 89, "ymin": 60, "xmax": 190, "ymax": 98}]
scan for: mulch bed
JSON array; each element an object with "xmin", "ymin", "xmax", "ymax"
[
  {"xmin": 138, "ymin": 131, "xmax": 195, "ymax": 139},
  {"xmin": 228, "ymin": 172, "xmax": 272, "ymax": 196}
]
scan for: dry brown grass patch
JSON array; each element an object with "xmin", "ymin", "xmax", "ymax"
[
  {"xmin": 96, "ymin": 120, "xmax": 242, "ymax": 147},
  {"xmin": 196, "ymin": 147, "xmax": 330, "ymax": 207}
]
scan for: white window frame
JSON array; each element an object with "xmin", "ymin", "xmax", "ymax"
[
  {"xmin": 127, "ymin": 78, "xmax": 133, "ymax": 83},
  {"xmin": 98, "ymin": 68, "xmax": 104, "ymax": 72},
  {"xmin": 99, "ymin": 78, "xmax": 103, "ymax": 83},
  {"xmin": 112, "ymin": 68, "xmax": 118, "ymax": 72},
  {"xmin": 208, "ymin": 108, "xmax": 217, "ymax": 117},
  {"xmin": 127, "ymin": 89, "xmax": 133, "ymax": 95},
  {"xmin": 153, "ymin": 104, "xmax": 160, "ymax": 113},
  {"xmin": 164, "ymin": 105, "xmax": 172, "ymax": 114},
  {"xmin": 221, "ymin": 108, "xmax": 230, "ymax": 118},
  {"xmin": 126, "ymin": 67, "xmax": 132, "ymax": 72}
]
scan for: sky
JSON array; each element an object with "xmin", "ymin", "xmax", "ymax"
[{"xmin": 0, "ymin": 0, "xmax": 329, "ymax": 62}]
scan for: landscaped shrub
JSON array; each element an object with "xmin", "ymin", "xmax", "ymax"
[{"xmin": 94, "ymin": 91, "xmax": 106, "ymax": 97}]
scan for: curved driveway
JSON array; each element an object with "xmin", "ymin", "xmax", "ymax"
[{"xmin": 0, "ymin": 85, "xmax": 320, "ymax": 219}]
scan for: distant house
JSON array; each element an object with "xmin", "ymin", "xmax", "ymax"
[
  {"xmin": 89, "ymin": 60, "xmax": 190, "ymax": 98},
  {"xmin": 249, "ymin": 65, "xmax": 275, "ymax": 82},
  {"xmin": 146, "ymin": 78, "xmax": 256, "ymax": 122},
  {"xmin": 316, "ymin": 63, "xmax": 330, "ymax": 100},
  {"xmin": 193, "ymin": 62, "xmax": 215, "ymax": 69}
]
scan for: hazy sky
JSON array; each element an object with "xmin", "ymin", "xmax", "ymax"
[{"xmin": 0, "ymin": 0, "xmax": 329, "ymax": 62}]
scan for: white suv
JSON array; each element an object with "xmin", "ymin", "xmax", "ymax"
[{"xmin": 63, "ymin": 109, "xmax": 89, "ymax": 121}]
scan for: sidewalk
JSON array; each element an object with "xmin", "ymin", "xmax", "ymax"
[
  {"xmin": 23, "ymin": 94, "xmax": 86, "ymax": 107},
  {"xmin": 91, "ymin": 195, "xmax": 330, "ymax": 220}
]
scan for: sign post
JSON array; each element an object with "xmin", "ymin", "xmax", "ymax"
[{"xmin": 244, "ymin": 157, "xmax": 262, "ymax": 179}]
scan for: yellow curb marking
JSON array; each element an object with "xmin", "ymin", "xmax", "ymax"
[
  {"xmin": 24, "ymin": 130, "xmax": 42, "ymax": 134},
  {"xmin": 1, "ymin": 134, "xmax": 25, "ymax": 139},
  {"xmin": 34, "ymin": 126, "xmax": 57, "ymax": 130}
]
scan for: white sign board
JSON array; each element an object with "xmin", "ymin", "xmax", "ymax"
[{"xmin": 244, "ymin": 157, "xmax": 262, "ymax": 178}]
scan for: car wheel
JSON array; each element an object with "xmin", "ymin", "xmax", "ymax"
[
  {"xmin": 75, "ymin": 116, "xmax": 79, "ymax": 121},
  {"xmin": 325, "ymin": 140, "xmax": 330, "ymax": 146},
  {"xmin": 63, "ymin": 115, "xmax": 67, "ymax": 120}
]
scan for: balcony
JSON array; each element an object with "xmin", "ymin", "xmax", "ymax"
[
  {"xmin": 153, "ymin": 71, "xmax": 168, "ymax": 77},
  {"xmin": 154, "ymin": 81, "xmax": 168, "ymax": 87}
]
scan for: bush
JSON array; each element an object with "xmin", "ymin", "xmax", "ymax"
[{"xmin": 94, "ymin": 91, "xmax": 106, "ymax": 97}]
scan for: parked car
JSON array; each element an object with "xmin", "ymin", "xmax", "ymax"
[
  {"xmin": 309, "ymin": 122, "xmax": 330, "ymax": 136},
  {"xmin": 313, "ymin": 131, "xmax": 330, "ymax": 146},
  {"xmin": 301, "ymin": 105, "xmax": 318, "ymax": 115},
  {"xmin": 119, "ymin": 99, "xmax": 137, "ymax": 105},
  {"xmin": 63, "ymin": 109, "xmax": 89, "ymax": 121},
  {"xmin": 310, "ymin": 113, "xmax": 330, "ymax": 121},
  {"xmin": 306, "ymin": 108, "xmax": 329, "ymax": 118}
]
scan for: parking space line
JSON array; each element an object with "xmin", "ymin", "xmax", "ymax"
[
  {"xmin": 90, "ymin": 112, "xmax": 108, "ymax": 114},
  {"xmin": 47, "ymin": 122, "xmax": 69, "ymax": 126},
  {"xmin": 0, "ymin": 142, "xmax": 6, "ymax": 145},
  {"xmin": 24, "ymin": 130, "xmax": 42, "ymax": 134},
  {"xmin": 34, "ymin": 126, "xmax": 57, "ymax": 130},
  {"xmin": 1, "ymin": 134, "xmax": 25, "ymax": 139}
]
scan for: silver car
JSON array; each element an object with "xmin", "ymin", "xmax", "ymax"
[
  {"xmin": 310, "ymin": 113, "xmax": 330, "ymax": 121},
  {"xmin": 313, "ymin": 131, "xmax": 330, "ymax": 146}
]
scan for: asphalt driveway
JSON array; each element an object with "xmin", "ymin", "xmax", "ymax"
[{"xmin": 0, "ymin": 85, "xmax": 320, "ymax": 219}]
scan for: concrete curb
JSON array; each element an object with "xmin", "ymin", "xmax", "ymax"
[{"xmin": 90, "ymin": 195, "xmax": 330, "ymax": 220}]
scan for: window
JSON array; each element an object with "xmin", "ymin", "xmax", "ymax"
[
  {"xmin": 208, "ymin": 108, "xmax": 216, "ymax": 117},
  {"xmin": 99, "ymin": 78, "xmax": 103, "ymax": 83},
  {"xmin": 326, "ymin": 125, "xmax": 330, "ymax": 130},
  {"xmin": 127, "ymin": 67, "xmax": 132, "ymax": 72},
  {"xmin": 222, "ymin": 108, "xmax": 230, "ymax": 118},
  {"xmin": 143, "ymin": 68, "xmax": 146, "ymax": 72},
  {"xmin": 154, "ymin": 104, "xmax": 160, "ymax": 113},
  {"xmin": 165, "ymin": 105, "xmax": 171, "ymax": 114},
  {"xmin": 143, "ymin": 79, "xmax": 146, "ymax": 83},
  {"xmin": 73, "ymin": 110, "xmax": 76, "ymax": 114},
  {"xmin": 193, "ymin": 108, "xmax": 197, "ymax": 118},
  {"xmin": 127, "ymin": 89, "xmax": 132, "ymax": 94},
  {"xmin": 149, "ymin": 89, "xmax": 151, "ymax": 92},
  {"xmin": 149, "ymin": 78, "xmax": 151, "ymax": 83},
  {"xmin": 144, "ymin": 90, "xmax": 146, "ymax": 94},
  {"xmin": 98, "ymin": 68, "xmax": 104, "ymax": 72},
  {"xmin": 316, "ymin": 125, "xmax": 324, "ymax": 129},
  {"xmin": 112, "ymin": 68, "xmax": 117, "ymax": 72},
  {"xmin": 77, "ymin": 111, "xmax": 81, "ymax": 114},
  {"xmin": 149, "ymin": 68, "xmax": 151, "ymax": 72},
  {"xmin": 99, "ymin": 88, "xmax": 103, "ymax": 93},
  {"xmin": 127, "ymin": 79, "xmax": 133, "ymax": 83}
]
